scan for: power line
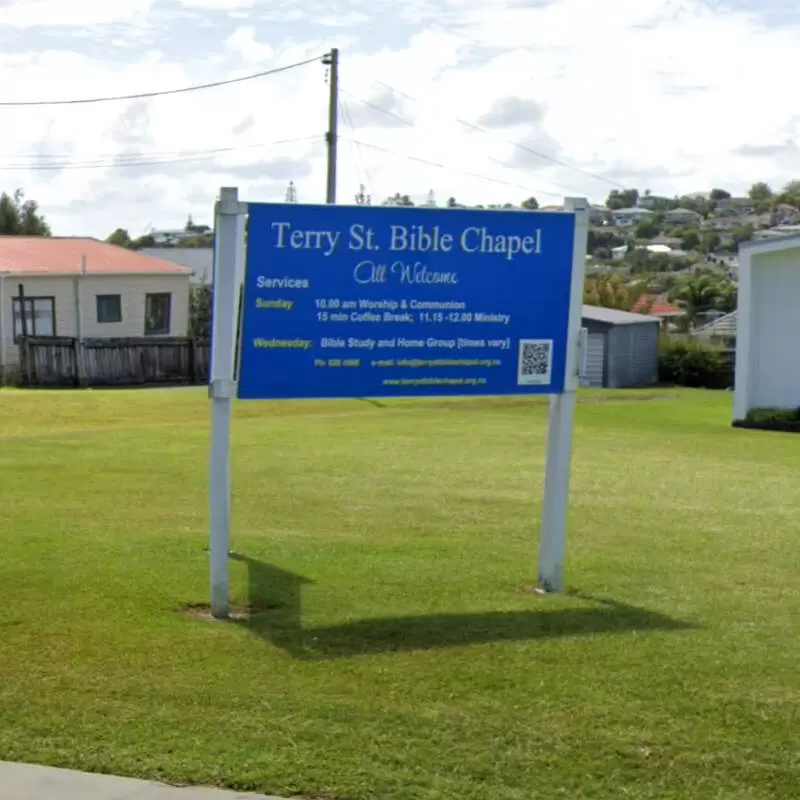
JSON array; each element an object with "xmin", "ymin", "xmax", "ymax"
[
  {"xmin": 339, "ymin": 89, "xmax": 414, "ymax": 128},
  {"xmin": 0, "ymin": 135, "xmax": 320, "ymax": 163},
  {"xmin": 372, "ymin": 79, "xmax": 626, "ymax": 190},
  {"xmin": 340, "ymin": 98, "xmax": 371, "ymax": 190},
  {"xmin": 341, "ymin": 88, "xmax": 581, "ymax": 197},
  {"xmin": 0, "ymin": 135, "xmax": 322, "ymax": 171},
  {"xmin": 341, "ymin": 136, "xmax": 563, "ymax": 197},
  {"xmin": 0, "ymin": 55, "xmax": 324, "ymax": 107}
]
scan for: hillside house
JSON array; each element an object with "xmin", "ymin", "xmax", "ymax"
[
  {"xmin": 714, "ymin": 197, "xmax": 754, "ymax": 216},
  {"xmin": 0, "ymin": 237, "xmax": 191, "ymax": 376},
  {"xmin": 638, "ymin": 195, "xmax": 672, "ymax": 210},
  {"xmin": 148, "ymin": 227, "xmax": 210, "ymax": 245},
  {"xmin": 664, "ymin": 207, "xmax": 703, "ymax": 226},
  {"xmin": 589, "ymin": 205, "xmax": 613, "ymax": 225},
  {"xmin": 613, "ymin": 207, "xmax": 653, "ymax": 227},
  {"xmin": 632, "ymin": 295, "xmax": 683, "ymax": 330},
  {"xmin": 772, "ymin": 204, "xmax": 799, "ymax": 225}
]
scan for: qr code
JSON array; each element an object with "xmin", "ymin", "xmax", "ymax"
[{"xmin": 517, "ymin": 339, "xmax": 553, "ymax": 385}]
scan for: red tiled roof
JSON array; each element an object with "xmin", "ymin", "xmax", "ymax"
[
  {"xmin": 632, "ymin": 294, "xmax": 683, "ymax": 316},
  {"xmin": 0, "ymin": 237, "xmax": 191, "ymax": 275}
]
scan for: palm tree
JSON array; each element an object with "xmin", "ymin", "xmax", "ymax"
[{"xmin": 669, "ymin": 275, "xmax": 724, "ymax": 328}]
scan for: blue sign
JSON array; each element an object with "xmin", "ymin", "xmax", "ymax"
[{"xmin": 237, "ymin": 203, "xmax": 578, "ymax": 400}]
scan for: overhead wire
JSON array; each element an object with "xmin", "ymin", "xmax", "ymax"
[
  {"xmin": 371, "ymin": 79, "xmax": 627, "ymax": 190},
  {"xmin": 0, "ymin": 54, "xmax": 325, "ymax": 107},
  {"xmin": 340, "ymin": 87, "xmax": 580, "ymax": 198},
  {"xmin": 340, "ymin": 136, "xmax": 564, "ymax": 197},
  {"xmin": 339, "ymin": 98, "xmax": 371, "ymax": 192},
  {"xmin": 0, "ymin": 135, "xmax": 322, "ymax": 171}
]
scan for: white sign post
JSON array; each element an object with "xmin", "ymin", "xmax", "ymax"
[
  {"xmin": 537, "ymin": 198, "xmax": 589, "ymax": 592},
  {"xmin": 208, "ymin": 187, "xmax": 247, "ymax": 619}
]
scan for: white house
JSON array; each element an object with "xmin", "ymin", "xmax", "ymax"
[
  {"xmin": 148, "ymin": 228, "xmax": 209, "ymax": 245},
  {"xmin": 733, "ymin": 234, "xmax": 800, "ymax": 422},
  {"xmin": 0, "ymin": 236, "xmax": 191, "ymax": 376},
  {"xmin": 613, "ymin": 207, "xmax": 653, "ymax": 227},
  {"xmin": 140, "ymin": 247, "xmax": 214, "ymax": 285}
]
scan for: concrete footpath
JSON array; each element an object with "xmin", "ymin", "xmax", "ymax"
[{"xmin": 0, "ymin": 762, "xmax": 283, "ymax": 800}]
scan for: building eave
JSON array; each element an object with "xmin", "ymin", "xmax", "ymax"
[
  {"xmin": 738, "ymin": 233, "xmax": 800, "ymax": 257},
  {"xmin": 0, "ymin": 270, "xmax": 191, "ymax": 277}
]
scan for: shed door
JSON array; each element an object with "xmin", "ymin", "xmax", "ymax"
[{"xmin": 585, "ymin": 333, "xmax": 605, "ymax": 387}]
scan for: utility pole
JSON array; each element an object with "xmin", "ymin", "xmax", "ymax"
[{"xmin": 323, "ymin": 48, "xmax": 339, "ymax": 204}]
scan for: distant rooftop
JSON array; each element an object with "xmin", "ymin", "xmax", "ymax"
[
  {"xmin": 695, "ymin": 310, "xmax": 737, "ymax": 337},
  {"xmin": 582, "ymin": 304, "xmax": 661, "ymax": 325},
  {"xmin": 140, "ymin": 247, "xmax": 213, "ymax": 284}
]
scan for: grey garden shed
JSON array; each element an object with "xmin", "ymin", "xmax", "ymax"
[{"xmin": 580, "ymin": 305, "xmax": 661, "ymax": 388}]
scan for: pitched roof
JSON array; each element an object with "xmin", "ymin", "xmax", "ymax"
[
  {"xmin": 695, "ymin": 310, "xmax": 737, "ymax": 337},
  {"xmin": 581, "ymin": 304, "xmax": 660, "ymax": 325},
  {"xmin": 0, "ymin": 237, "xmax": 192, "ymax": 275},
  {"xmin": 632, "ymin": 294, "xmax": 683, "ymax": 316}
]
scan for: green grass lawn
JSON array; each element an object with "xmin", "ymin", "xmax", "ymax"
[{"xmin": 1, "ymin": 387, "xmax": 799, "ymax": 799}]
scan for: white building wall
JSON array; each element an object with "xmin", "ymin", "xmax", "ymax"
[
  {"xmin": 0, "ymin": 273, "xmax": 190, "ymax": 369},
  {"xmin": 748, "ymin": 251, "xmax": 800, "ymax": 411}
]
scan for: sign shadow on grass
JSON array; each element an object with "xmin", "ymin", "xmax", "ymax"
[{"xmin": 230, "ymin": 555, "xmax": 697, "ymax": 661}]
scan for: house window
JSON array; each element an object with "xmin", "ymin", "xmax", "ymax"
[
  {"xmin": 96, "ymin": 294, "xmax": 122, "ymax": 323},
  {"xmin": 12, "ymin": 296, "xmax": 55, "ymax": 342},
  {"xmin": 144, "ymin": 293, "xmax": 171, "ymax": 336}
]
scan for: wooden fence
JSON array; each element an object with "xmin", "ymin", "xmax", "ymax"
[{"xmin": 19, "ymin": 337, "xmax": 211, "ymax": 388}]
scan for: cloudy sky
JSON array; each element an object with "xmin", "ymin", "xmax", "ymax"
[{"xmin": 1, "ymin": 0, "xmax": 799, "ymax": 237}]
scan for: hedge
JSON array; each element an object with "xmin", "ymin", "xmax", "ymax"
[
  {"xmin": 733, "ymin": 407, "xmax": 800, "ymax": 433},
  {"xmin": 658, "ymin": 339, "xmax": 732, "ymax": 389}
]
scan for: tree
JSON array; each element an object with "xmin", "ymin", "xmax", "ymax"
[
  {"xmin": 106, "ymin": 228, "xmax": 132, "ymax": 248},
  {"xmin": 189, "ymin": 286, "xmax": 212, "ymax": 338},
  {"xmin": 710, "ymin": 188, "xmax": 731, "ymax": 201},
  {"xmin": 520, "ymin": 196, "xmax": 538, "ymax": 210},
  {"xmin": 775, "ymin": 180, "xmax": 800, "ymax": 208},
  {"xmin": 130, "ymin": 233, "xmax": 156, "ymax": 250},
  {"xmin": 748, "ymin": 182, "xmax": 774, "ymax": 213},
  {"xmin": 748, "ymin": 182, "xmax": 773, "ymax": 202},
  {"xmin": 583, "ymin": 274, "xmax": 645, "ymax": 311},
  {"xmin": 587, "ymin": 228, "xmax": 625, "ymax": 256},
  {"xmin": 0, "ymin": 189, "xmax": 51, "ymax": 236},
  {"xmin": 635, "ymin": 219, "xmax": 660, "ymax": 239},
  {"xmin": 382, "ymin": 192, "xmax": 414, "ymax": 206},
  {"xmin": 731, "ymin": 224, "xmax": 754, "ymax": 247},
  {"xmin": 681, "ymin": 229, "xmax": 701, "ymax": 251},
  {"xmin": 668, "ymin": 274, "xmax": 736, "ymax": 327},
  {"xmin": 675, "ymin": 194, "xmax": 712, "ymax": 218},
  {"xmin": 605, "ymin": 188, "xmax": 639, "ymax": 210},
  {"xmin": 184, "ymin": 215, "xmax": 210, "ymax": 234},
  {"xmin": 700, "ymin": 230, "xmax": 720, "ymax": 254},
  {"xmin": 355, "ymin": 185, "xmax": 371, "ymax": 205}
]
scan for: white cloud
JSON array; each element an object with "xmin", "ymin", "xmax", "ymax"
[
  {"xmin": 0, "ymin": 0, "xmax": 154, "ymax": 26},
  {"xmin": 0, "ymin": 0, "xmax": 798, "ymax": 236},
  {"xmin": 175, "ymin": 0, "xmax": 257, "ymax": 8},
  {"xmin": 224, "ymin": 26, "xmax": 274, "ymax": 63}
]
